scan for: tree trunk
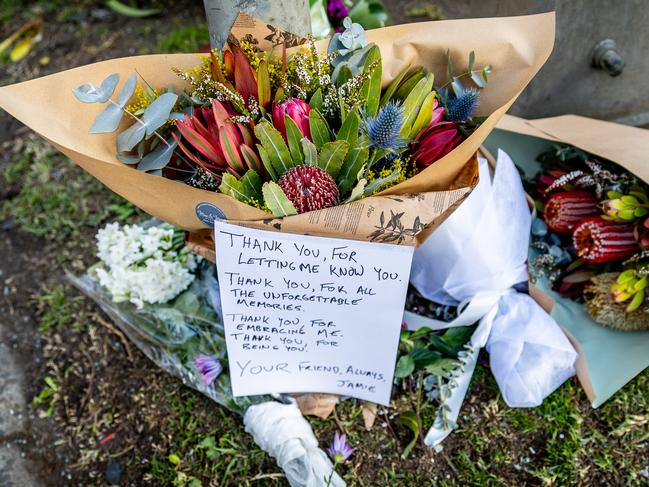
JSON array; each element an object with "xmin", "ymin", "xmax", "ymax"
[{"xmin": 202, "ymin": 0, "xmax": 311, "ymax": 49}]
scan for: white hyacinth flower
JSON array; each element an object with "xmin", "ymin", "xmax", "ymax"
[{"xmin": 94, "ymin": 222, "xmax": 201, "ymax": 308}]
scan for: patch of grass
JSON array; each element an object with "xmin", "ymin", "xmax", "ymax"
[
  {"xmin": 451, "ymin": 450, "xmax": 508, "ymax": 486},
  {"xmin": 0, "ymin": 0, "xmax": 95, "ymax": 22},
  {"xmin": 34, "ymin": 284, "xmax": 85, "ymax": 332},
  {"xmin": 156, "ymin": 23, "xmax": 209, "ymax": 53},
  {"xmin": 530, "ymin": 384, "xmax": 583, "ymax": 484},
  {"xmin": 33, "ymin": 375, "xmax": 60, "ymax": 417},
  {"xmin": 508, "ymin": 409, "xmax": 538, "ymax": 433},
  {"xmin": 1, "ymin": 138, "xmax": 139, "ymax": 242},
  {"xmin": 146, "ymin": 385, "xmax": 284, "ymax": 486}
]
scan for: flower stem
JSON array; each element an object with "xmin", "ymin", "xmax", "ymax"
[{"xmin": 325, "ymin": 459, "xmax": 340, "ymax": 487}]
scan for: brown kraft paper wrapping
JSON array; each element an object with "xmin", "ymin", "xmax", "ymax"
[
  {"xmin": 0, "ymin": 13, "xmax": 555, "ymax": 235},
  {"xmin": 498, "ymin": 114, "xmax": 649, "ymax": 182}
]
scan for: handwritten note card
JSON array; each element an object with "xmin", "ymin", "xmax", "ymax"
[{"xmin": 214, "ymin": 221, "xmax": 414, "ymax": 405}]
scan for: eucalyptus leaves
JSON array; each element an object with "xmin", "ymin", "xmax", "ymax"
[{"xmin": 73, "ymin": 72, "xmax": 182, "ymax": 175}]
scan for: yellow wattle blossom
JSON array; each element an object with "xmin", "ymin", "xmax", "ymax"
[
  {"xmin": 125, "ymin": 86, "xmax": 158, "ymax": 114},
  {"xmin": 239, "ymin": 40, "xmax": 260, "ymax": 70},
  {"xmin": 366, "ymin": 157, "xmax": 412, "ymax": 194},
  {"xmin": 247, "ymin": 197, "xmax": 269, "ymax": 213}
]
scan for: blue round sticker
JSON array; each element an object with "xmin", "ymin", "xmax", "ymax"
[{"xmin": 195, "ymin": 202, "xmax": 226, "ymax": 226}]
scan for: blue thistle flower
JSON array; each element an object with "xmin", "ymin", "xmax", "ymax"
[
  {"xmin": 362, "ymin": 101, "xmax": 405, "ymax": 151},
  {"xmin": 446, "ymin": 89, "xmax": 480, "ymax": 122}
]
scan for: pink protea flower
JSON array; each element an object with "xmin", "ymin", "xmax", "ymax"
[
  {"xmin": 543, "ymin": 191, "xmax": 600, "ymax": 233},
  {"xmin": 193, "ymin": 355, "xmax": 223, "ymax": 386},
  {"xmin": 572, "ymin": 216, "xmax": 638, "ymax": 264},
  {"xmin": 279, "ymin": 166, "xmax": 340, "ymax": 213},
  {"xmin": 272, "ymin": 98, "xmax": 311, "ymax": 141},
  {"xmin": 411, "ymin": 121, "xmax": 463, "ymax": 167},
  {"xmin": 326, "ymin": 432, "xmax": 353, "ymax": 463},
  {"xmin": 431, "ymin": 98, "xmax": 444, "ymax": 125}
]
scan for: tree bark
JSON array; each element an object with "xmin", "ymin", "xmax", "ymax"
[{"xmin": 202, "ymin": 0, "xmax": 311, "ymax": 49}]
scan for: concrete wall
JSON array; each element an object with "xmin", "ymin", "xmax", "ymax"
[{"xmin": 397, "ymin": 0, "xmax": 649, "ymax": 124}]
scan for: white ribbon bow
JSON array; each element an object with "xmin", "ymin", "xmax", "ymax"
[{"xmin": 407, "ymin": 151, "xmax": 578, "ymax": 447}]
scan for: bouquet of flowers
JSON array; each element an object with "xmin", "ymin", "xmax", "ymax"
[
  {"xmin": 93, "ymin": 222, "xmax": 201, "ymax": 308},
  {"xmin": 71, "ymin": 18, "xmax": 487, "ymax": 222},
  {"xmin": 0, "ymin": 12, "xmax": 554, "ymax": 237},
  {"xmin": 70, "ymin": 222, "xmax": 340, "ymax": 486},
  {"xmin": 488, "ymin": 113, "xmax": 649, "ymax": 409},
  {"xmin": 69, "ymin": 222, "xmax": 263, "ymax": 413},
  {"xmin": 529, "ymin": 144, "xmax": 649, "ymax": 331}
]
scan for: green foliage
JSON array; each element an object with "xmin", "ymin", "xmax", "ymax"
[
  {"xmin": 73, "ymin": 71, "xmax": 181, "ymax": 173},
  {"xmin": 254, "ymin": 120, "xmax": 293, "ymax": 179},
  {"xmin": 359, "ymin": 45, "xmax": 382, "ymax": 117},
  {"xmin": 156, "ymin": 23, "xmax": 210, "ymax": 53},
  {"xmin": 400, "ymin": 73, "xmax": 435, "ymax": 140},
  {"xmin": 329, "ymin": 28, "xmax": 376, "ymax": 85},
  {"xmin": 445, "ymin": 49, "xmax": 492, "ymax": 97},
  {"xmin": 309, "ymin": 88, "xmax": 323, "ymax": 112},
  {"xmin": 219, "ymin": 170, "xmax": 262, "ymax": 205},
  {"xmin": 285, "ymin": 116, "xmax": 305, "ymax": 164},
  {"xmin": 392, "ymin": 67, "xmax": 426, "ymax": 104},
  {"xmin": 362, "ymin": 167, "xmax": 402, "ymax": 197},
  {"xmin": 395, "ymin": 411, "xmax": 419, "ymax": 459},
  {"xmin": 262, "ymin": 181, "xmax": 297, "ymax": 217},
  {"xmin": 309, "ymin": 109, "xmax": 332, "ymax": 149},
  {"xmin": 317, "ymin": 140, "xmax": 349, "ymax": 180},
  {"xmin": 397, "ymin": 324, "xmax": 474, "ymax": 379},
  {"xmin": 537, "ymin": 143, "xmax": 589, "ymax": 164},
  {"xmin": 301, "ymin": 138, "xmax": 318, "ymax": 166},
  {"xmin": 394, "ymin": 354, "xmax": 415, "ymax": 378},
  {"xmin": 336, "ymin": 110, "xmax": 360, "ymax": 148},
  {"xmin": 380, "ymin": 65, "xmax": 420, "ymax": 106},
  {"xmin": 106, "ymin": 0, "xmax": 161, "ymax": 18},
  {"xmin": 349, "ymin": 0, "xmax": 389, "ymax": 29},
  {"xmin": 428, "ymin": 326, "xmax": 475, "ymax": 357},
  {"xmin": 338, "ymin": 135, "xmax": 370, "ymax": 197}
]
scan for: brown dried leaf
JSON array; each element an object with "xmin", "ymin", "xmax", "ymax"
[
  {"xmin": 362, "ymin": 402, "xmax": 378, "ymax": 430},
  {"xmin": 292, "ymin": 393, "xmax": 338, "ymax": 419}
]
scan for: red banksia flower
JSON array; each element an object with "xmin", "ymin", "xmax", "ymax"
[
  {"xmin": 272, "ymin": 98, "xmax": 311, "ymax": 141},
  {"xmin": 279, "ymin": 166, "xmax": 340, "ymax": 214},
  {"xmin": 572, "ymin": 216, "xmax": 637, "ymax": 263},
  {"xmin": 411, "ymin": 121, "xmax": 462, "ymax": 167},
  {"xmin": 543, "ymin": 191, "xmax": 600, "ymax": 233}
]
